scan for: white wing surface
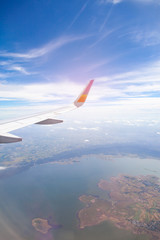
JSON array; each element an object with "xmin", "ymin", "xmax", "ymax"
[{"xmin": 0, "ymin": 80, "xmax": 94, "ymax": 143}]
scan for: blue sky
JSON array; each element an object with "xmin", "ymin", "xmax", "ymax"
[{"xmin": 0, "ymin": 0, "xmax": 160, "ymax": 120}]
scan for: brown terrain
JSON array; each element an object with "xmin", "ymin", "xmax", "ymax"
[
  {"xmin": 32, "ymin": 218, "xmax": 52, "ymax": 234},
  {"xmin": 78, "ymin": 175, "xmax": 160, "ymax": 239}
]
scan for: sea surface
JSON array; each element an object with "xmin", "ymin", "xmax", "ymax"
[{"xmin": 0, "ymin": 155, "xmax": 160, "ymax": 240}]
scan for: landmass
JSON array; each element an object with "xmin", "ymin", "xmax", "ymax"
[
  {"xmin": 78, "ymin": 175, "xmax": 160, "ymax": 240},
  {"xmin": 32, "ymin": 218, "xmax": 52, "ymax": 234}
]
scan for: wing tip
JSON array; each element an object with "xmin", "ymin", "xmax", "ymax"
[{"xmin": 74, "ymin": 79, "xmax": 94, "ymax": 107}]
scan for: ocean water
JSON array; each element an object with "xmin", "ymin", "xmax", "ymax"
[{"xmin": 0, "ymin": 155, "xmax": 159, "ymax": 240}]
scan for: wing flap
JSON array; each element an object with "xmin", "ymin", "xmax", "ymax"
[
  {"xmin": 0, "ymin": 133, "xmax": 22, "ymax": 143},
  {"xmin": 36, "ymin": 119, "xmax": 63, "ymax": 125}
]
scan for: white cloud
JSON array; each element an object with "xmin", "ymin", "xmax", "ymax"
[
  {"xmin": 67, "ymin": 127, "xmax": 77, "ymax": 131},
  {"xmin": 102, "ymin": 68, "xmax": 160, "ymax": 86},
  {"xmin": 0, "ymin": 73, "xmax": 9, "ymax": 78},
  {"xmin": 0, "ymin": 35, "xmax": 89, "ymax": 59},
  {"xmin": 80, "ymin": 127, "xmax": 99, "ymax": 131},
  {"xmin": 0, "ymin": 62, "xmax": 33, "ymax": 76},
  {"xmin": 99, "ymin": 0, "xmax": 160, "ymax": 4},
  {"xmin": 0, "ymin": 58, "xmax": 160, "ymax": 122},
  {"xmin": 130, "ymin": 30, "xmax": 160, "ymax": 47},
  {"xmin": 74, "ymin": 120, "xmax": 82, "ymax": 124},
  {"xmin": 0, "ymin": 166, "xmax": 7, "ymax": 170},
  {"xmin": 0, "ymin": 81, "xmax": 90, "ymax": 102},
  {"xmin": 136, "ymin": 0, "xmax": 160, "ymax": 3},
  {"xmin": 99, "ymin": 0, "xmax": 122, "ymax": 4},
  {"xmin": 94, "ymin": 121, "xmax": 101, "ymax": 124},
  {"xmin": 1, "ymin": 57, "xmax": 160, "ymax": 107},
  {"xmin": 7, "ymin": 65, "xmax": 31, "ymax": 75},
  {"xmin": 94, "ymin": 60, "xmax": 160, "ymax": 98}
]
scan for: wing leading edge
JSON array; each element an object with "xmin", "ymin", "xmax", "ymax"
[{"xmin": 0, "ymin": 80, "xmax": 94, "ymax": 143}]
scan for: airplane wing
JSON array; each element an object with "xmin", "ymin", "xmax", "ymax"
[{"xmin": 0, "ymin": 80, "xmax": 94, "ymax": 143}]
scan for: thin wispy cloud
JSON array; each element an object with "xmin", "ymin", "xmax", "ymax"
[
  {"xmin": 135, "ymin": 0, "xmax": 160, "ymax": 3},
  {"xmin": 99, "ymin": 0, "xmax": 160, "ymax": 4},
  {"xmin": 82, "ymin": 60, "xmax": 108, "ymax": 73},
  {"xmin": 89, "ymin": 28, "xmax": 117, "ymax": 48},
  {"xmin": 99, "ymin": 0, "xmax": 122, "ymax": 5},
  {"xmin": 0, "ymin": 60, "xmax": 33, "ymax": 76},
  {"xmin": 131, "ymin": 30, "xmax": 160, "ymax": 47},
  {"xmin": 89, "ymin": 59, "xmax": 160, "ymax": 107},
  {"xmin": 0, "ymin": 73, "xmax": 9, "ymax": 78},
  {"xmin": 6, "ymin": 65, "xmax": 31, "ymax": 75},
  {"xmin": 99, "ymin": 4, "xmax": 114, "ymax": 32},
  {"xmin": 67, "ymin": 0, "xmax": 89, "ymax": 29},
  {"xmin": 119, "ymin": 28, "xmax": 160, "ymax": 47},
  {"xmin": 0, "ymin": 34, "xmax": 91, "ymax": 77},
  {"xmin": 96, "ymin": 60, "xmax": 160, "ymax": 85},
  {"xmin": 0, "ymin": 35, "xmax": 89, "ymax": 59}
]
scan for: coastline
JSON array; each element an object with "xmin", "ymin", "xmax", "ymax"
[{"xmin": 1, "ymin": 142, "xmax": 160, "ymax": 180}]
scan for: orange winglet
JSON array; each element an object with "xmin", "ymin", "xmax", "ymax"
[
  {"xmin": 74, "ymin": 80, "xmax": 94, "ymax": 107},
  {"xmin": 77, "ymin": 94, "xmax": 87, "ymax": 103}
]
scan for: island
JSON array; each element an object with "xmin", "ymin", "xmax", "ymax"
[
  {"xmin": 32, "ymin": 218, "xmax": 52, "ymax": 234},
  {"xmin": 78, "ymin": 175, "xmax": 160, "ymax": 240}
]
